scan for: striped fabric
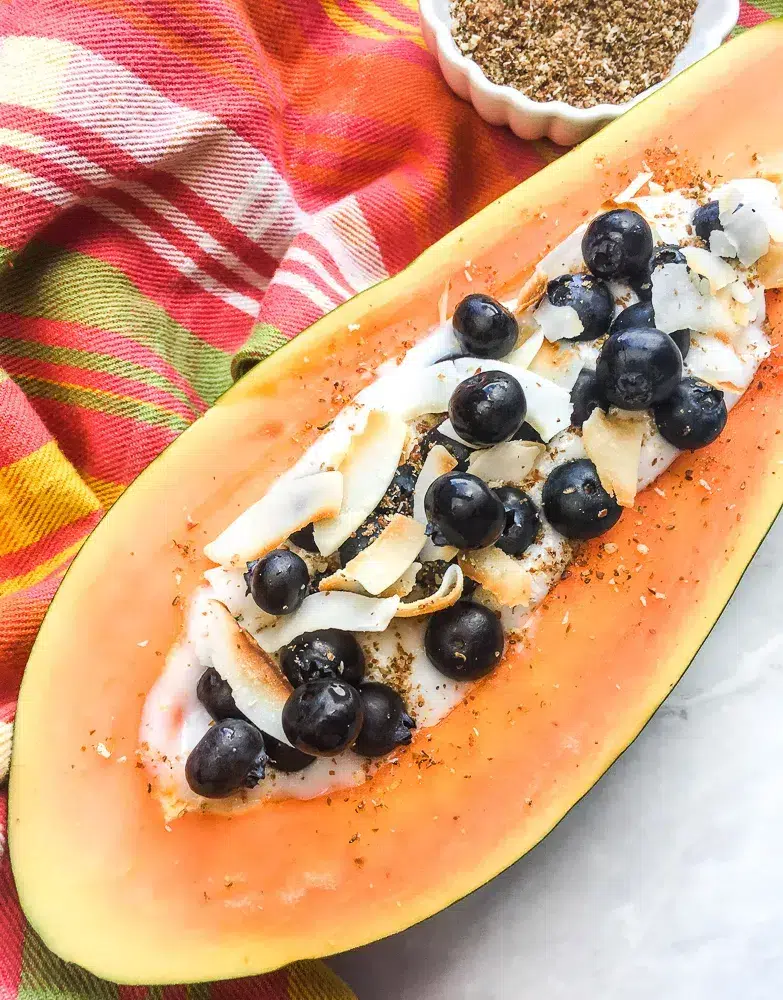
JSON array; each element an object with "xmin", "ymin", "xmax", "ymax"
[{"xmin": 0, "ymin": 1, "xmax": 778, "ymax": 998}]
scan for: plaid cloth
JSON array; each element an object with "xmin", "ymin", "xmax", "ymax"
[{"xmin": 0, "ymin": 1, "xmax": 778, "ymax": 997}]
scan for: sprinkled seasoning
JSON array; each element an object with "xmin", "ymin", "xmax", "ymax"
[{"xmin": 449, "ymin": 0, "xmax": 699, "ymax": 108}]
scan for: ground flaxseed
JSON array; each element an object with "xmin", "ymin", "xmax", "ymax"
[{"xmin": 450, "ymin": 0, "xmax": 699, "ymax": 109}]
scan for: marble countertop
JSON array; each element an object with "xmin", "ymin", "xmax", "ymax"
[{"xmin": 331, "ymin": 515, "xmax": 783, "ymax": 1000}]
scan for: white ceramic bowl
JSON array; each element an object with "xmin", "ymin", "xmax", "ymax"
[{"xmin": 419, "ymin": 0, "xmax": 740, "ymax": 146}]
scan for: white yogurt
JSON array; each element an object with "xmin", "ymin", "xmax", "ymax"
[{"xmin": 142, "ymin": 183, "xmax": 774, "ymax": 817}]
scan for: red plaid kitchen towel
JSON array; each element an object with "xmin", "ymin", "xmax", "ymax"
[{"xmin": 0, "ymin": 0, "xmax": 774, "ymax": 997}]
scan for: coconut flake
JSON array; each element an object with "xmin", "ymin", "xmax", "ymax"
[
  {"xmin": 394, "ymin": 564, "xmax": 463, "ymax": 618},
  {"xmin": 757, "ymin": 243, "xmax": 783, "ymax": 288},
  {"xmin": 719, "ymin": 187, "xmax": 770, "ymax": 267},
  {"xmin": 537, "ymin": 224, "xmax": 587, "ymax": 278},
  {"xmin": 686, "ymin": 333, "xmax": 748, "ymax": 391},
  {"xmin": 681, "ymin": 246, "xmax": 737, "ymax": 293},
  {"xmin": 418, "ymin": 538, "xmax": 459, "ymax": 564},
  {"xmin": 528, "ymin": 339, "xmax": 585, "ymax": 390},
  {"xmin": 192, "ymin": 599, "xmax": 293, "ymax": 745},
  {"xmin": 651, "ymin": 263, "xmax": 738, "ymax": 338},
  {"xmin": 204, "ymin": 470, "xmax": 343, "ymax": 568},
  {"xmin": 709, "ymin": 229, "xmax": 739, "ymax": 258},
  {"xmin": 203, "ymin": 566, "xmax": 277, "ymax": 633},
  {"xmin": 458, "ymin": 548, "xmax": 532, "ymax": 607},
  {"xmin": 319, "ymin": 515, "xmax": 426, "ymax": 596},
  {"xmin": 256, "ymin": 592, "xmax": 399, "ymax": 652},
  {"xmin": 515, "ymin": 270, "xmax": 548, "ymax": 313},
  {"xmin": 613, "ymin": 171, "xmax": 654, "ymax": 204},
  {"xmin": 413, "ymin": 444, "xmax": 458, "ymax": 524},
  {"xmin": 728, "ymin": 280, "xmax": 753, "ymax": 304},
  {"xmin": 534, "ymin": 296, "xmax": 584, "ymax": 342},
  {"xmin": 582, "ymin": 408, "xmax": 643, "ymax": 508},
  {"xmin": 314, "ymin": 410, "xmax": 407, "ymax": 556},
  {"xmin": 505, "ymin": 329, "xmax": 545, "ymax": 369},
  {"xmin": 468, "ymin": 441, "xmax": 543, "ymax": 485},
  {"xmin": 436, "ymin": 419, "xmax": 474, "ymax": 449},
  {"xmin": 381, "ymin": 561, "xmax": 421, "ymax": 599}
]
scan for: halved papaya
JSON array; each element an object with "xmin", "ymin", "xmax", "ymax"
[{"xmin": 9, "ymin": 21, "xmax": 783, "ymax": 984}]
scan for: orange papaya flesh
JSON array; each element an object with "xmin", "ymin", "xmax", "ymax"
[{"xmin": 10, "ymin": 21, "xmax": 783, "ymax": 984}]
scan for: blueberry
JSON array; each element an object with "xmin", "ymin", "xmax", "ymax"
[
  {"xmin": 609, "ymin": 300, "xmax": 656, "ymax": 336},
  {"xmin": 353, "ymin": 682, "xmax": 416, "ymax": 758},
  {"xmin": 542, "ymin": 459, "xmax": 622, "ymax": 540},
  {"xmin": 288, "ymin": 523, "xmax": 318, "ymax": 552},
  {"xmin": 546, "ymin": 273, "xmax": 614, "ymax": 340},
  {"xmin": 596, "ymin": 327, "xmax": 682, "ymax": 410},
  {"xmin": 280, "ymin": 629, "xmax": 365, "ymax": 688},
  {"xmin": 693, "ymin": 201, "xmax": 723, "ymax": 244},
  {"xmin": 245, "ymin": 549, "xmax": 309, "ymax": 616},
  {"xmin": 452, "ymin": 293, "xmax": 519, "ymax": 359},
  {"xmin": 570, "ymin": 367, "xmax": 607, "ymax": 428},
  {"xmin": 425, "ymin": 601, "xmax": 505, "ymax": 680},
  {"xmin": 630, "ymin": 244, "xmax": 687, "ymax": 301},
  {"xmin": 494, "ymin": 486, "xmax": 540, "ymax": 557},
  {"xmin": 610, "ymin": 301, "xmax": 690, "ymax": 359},
  {"xmin": 282, "ymin": 679, "xmax": 364, "ymax": 756},
  {"xmin": 185, "ymin": 719, "xmax": 268, "ymax": 798},
  {"xmin": 582, "ymin": 209, "xmax": 654, "ymax": 280},
  {"xmin": 652, "ymin": 376, "xmax": 728, "ymax": 450},
  {"xmin": 448, "ymin": 370, "xmax": 526, "ymax": 447},
  {"xmin": 424, "ymin": 472, "xmax": 505, "ymax": 549},
  {"xmin": 512, "ymin": 422, "xmax": 543, "ymax": 444},
  {"xmin": 262, "ymin": 734, "xmax": 316, "ymax": 772}
]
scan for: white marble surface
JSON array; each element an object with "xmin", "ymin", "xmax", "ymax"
[{"xmin": 330, "ymin": 514, "xmax": 783, "ymax": 1000}]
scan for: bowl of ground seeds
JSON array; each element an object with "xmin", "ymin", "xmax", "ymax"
[{"xmin": 419, "ymin": 0, "xmax": 739, "ymax": 144}]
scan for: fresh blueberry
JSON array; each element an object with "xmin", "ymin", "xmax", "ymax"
[
  {"xmin": 448, "ymin": 370, "xmax": 526, "ymax": 447},
  {"xmin": 452, "ymin": 294, "xmax": 519, "ymax": 359},
  {"xmin": 494, "ymin": 486, "xmax": 540, "ymax": 557},
  {"xmin": 582, "ymin": 209, "xmax": 654, "ymax": 280},
  {"xmin": 425, "ymin": 601, "xmax": 505, "ymax": 680},
  {"xmin": 596, "ymin": 327, "xmax": 682, "ymax": 410},
  {"xmin": 652, "ymin": 376, "xmax": 728, "ymax": 449},
  {"xmin": 570, "ymin": 367, "xmax": 607, "ymax": 428},
  {"xmin": 424, "ymin": 472, "xmax": 505, "ymax": 549},
  {"xmin": 542, "ymin": 459, "xmax": 622, "ymax": 540},
  {"xmin": 693, "ymin": 201, "xmax": 723, "ymax": 243},
  {"xmin": 630, "ymin": 244, "xmax": 687, "ymax": 301}
]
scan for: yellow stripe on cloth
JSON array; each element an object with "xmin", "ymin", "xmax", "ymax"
[
  {"xmin": 287, "ymin": 961, "xmax": 358, "ymax": 1000},
  {"xmin": 0, "ymin": 440, "xmax": 101, "ymax": 558},
  {"xmin": 0, "ymin": 540, "xmax": 82, "ymax": 598},
  {"xmin": 83, "ymin": 474, "xmax": 125, "ymax": 510}
]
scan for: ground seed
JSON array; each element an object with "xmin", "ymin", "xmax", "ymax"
[{"xmin": 449, "ymin": 0, "xmax": 698, "ymax": 109}]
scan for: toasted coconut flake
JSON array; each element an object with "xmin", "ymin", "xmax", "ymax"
[
  {"xmin": 757, "ymin": 243, "xmax": 783, "ymax": 288},
  {"xmin": 515, "ymin": 269, "xmax": 548, "ymax": 313},
  {"xmin": 687, "ymin": 333, "xmax": 747, "ymax": 390},
  {"xmin": 380, "ymin": 364, "xmax": 459, "ymax": 420},
  {"xmin": 320, "ymin": 515, "xmax": 426, "ymax": 596},
  {"xmin": 681, "ymin": 246, "xmax": 737, "ymax": 294},
  {"xmin": 528, "ymin": 339, "xmax": 584, "ymax": 390},
  {"xmin": 651, "ymin": 263, "xmax": 738, "ymax": 338},
  {"xmin": 414, "ymin": 444, "xmax": 457, "ymax": 524},
  {"xmin": 314, "ymin": 410, "xmax": 407, "ymax": 556},
  {"xmin": 436, "ymin": 419, "xmax": 474, "ymax": 449},
  {"xmin": 582, "ymin": 408, "xmax": 643, "ymax": 508},
  {"xmin": 204, "ymin": 470, "xmax": 343, "ymax": 568},
  {"xmin": 193, "ymin": 599, "xmax": 293, "ymax": 745},
  {"xmin": 728, "ymin": 280, "xmax": 753, "ymax": 304},
  {"xmin": 256, "ymin": 592, "xmax": 399, "ymax": 651},
  {"xmin": 381, "ymin": 561, "xmax": 421, "ymax": 599},
  {"xmin": 716, "ymin": 286, "xmax": 751, "ymax": 327},
  {"xmin": 458, "ymin": 549, "xmax": 532, "ymax": 608},
  {"xmin": 395, "ymin": 564, "xmax": 463, "ymax": 618},
  {"xmin": 418, "ymin": 538, "xmax": 458, "ymax": 563},
  {"xmin": 534, "ymin": 296, "xmax": 584, "ymax": 342},
  {"xmin": 613, "ymin": 171, "xmax": 654, "ymax": 204},
  {"xmin": 505, "ymin": 329, "xmax": 545, "ymax": 369},
  {"xmin": 468, "ymin": 441, "xmax": 543, "ymax": 485}
]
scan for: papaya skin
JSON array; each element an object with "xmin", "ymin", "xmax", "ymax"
[{"xmin": 9, "ymin": 21, "xmax": 783, "ymax": 984}]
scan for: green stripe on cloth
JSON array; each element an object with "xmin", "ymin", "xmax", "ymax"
[
  {"xmin": 14, "ymin": 375, "xmax": 191, "ymax": 434},
  {"xmin": 231, "ymin": 322, "xmax": 289, "ymax": 381},
  {"xmin": 186, "ymin": 984, "xmax": 212, "ymax": 1000},
  {"xmin": 0, "ymin": 338, "xmax": 201, "ymax": 417},
  {"xmin": 0, "ymin": 244, "xmax": 232, "ymax": 404},
  {"xmin": 18, "ymin": 927, "xmax": 118, "ymax": 1000}
]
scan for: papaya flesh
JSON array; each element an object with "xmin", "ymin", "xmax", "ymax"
[{"xmin": 10, "ymin": 21, "xmax": 783, "ymax": 984}]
